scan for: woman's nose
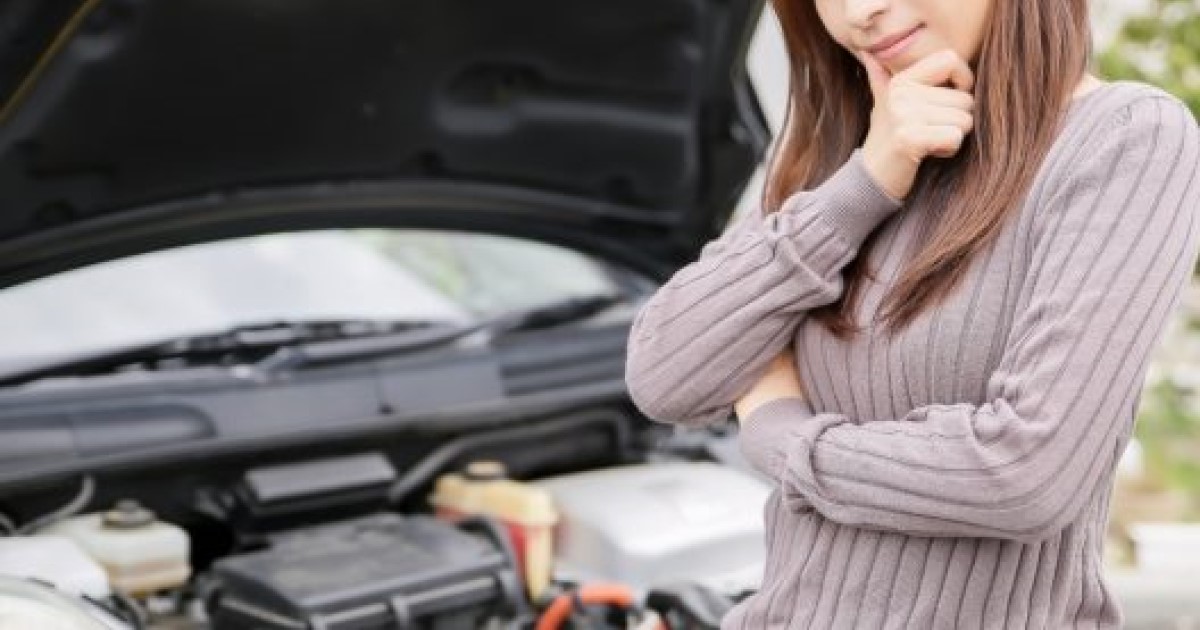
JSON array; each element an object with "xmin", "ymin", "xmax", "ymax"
[{"xmin": 844, "ymin": 0, "xmax": 889, "ymax": 28}]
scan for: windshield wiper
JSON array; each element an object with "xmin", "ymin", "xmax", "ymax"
[
  {"xmin": 258, "ymin": 292, "xmax": 628, "ymax": 372},
  {"xmin": 0, "ymin": 293, "xmax": 627, "ymax": 386},
  {"xmin": 0, "ymin": 318, "xmax": 454, "ymax": 387}
]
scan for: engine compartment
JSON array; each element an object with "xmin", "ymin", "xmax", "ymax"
[{"xmin": 0, "ymin": 405, "xmax": 765, "ymax": 629}]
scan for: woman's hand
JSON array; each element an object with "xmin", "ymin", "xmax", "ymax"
[
  {"xmin": 858, "ymin": 49, "xmax": 976, "ymax": 200},
  {"xmin": 735, "ymin": 347, "xmax": 806, "ymax": 424}
]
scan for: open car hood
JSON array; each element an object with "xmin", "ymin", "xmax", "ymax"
[{"xmin": 0, "ymin": 0, "xmax": 769, "ymax": 286}]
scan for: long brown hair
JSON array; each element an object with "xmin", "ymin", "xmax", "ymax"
[{"xmin": 763, "ymin": 0, "xmax": 1093, "ymax": 339}]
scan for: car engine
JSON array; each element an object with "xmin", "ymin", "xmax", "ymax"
[{"xmin": 0, "ymin": 440, "xmax": 767, "ymax": 630}]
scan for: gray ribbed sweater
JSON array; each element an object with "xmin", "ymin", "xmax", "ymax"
[{"xmin": 624, "ymin": 80, "xmax": 1200, "ymax": 629}]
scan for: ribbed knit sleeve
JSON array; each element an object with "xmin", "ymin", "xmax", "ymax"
[
  {"xmin": 625, "ymin": 149, "xmax": 904, "ymax": 428},
  {"xmin": 737, "ymin": 96, "xmax": 1200, "ymax": 544}
]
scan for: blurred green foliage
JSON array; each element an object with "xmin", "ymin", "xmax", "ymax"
[
  {"xmin": 1135, "ymin": 376, "xmax": 1200, "ymax": 519},
  {"xmin": 1097, "ymin": 0, "xmax": 1200, "ymax": 117}
]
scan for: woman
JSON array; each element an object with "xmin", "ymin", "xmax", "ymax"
[{"xmin": 624, "ymin": 0, "xmax": 1200, "ymax": 628}]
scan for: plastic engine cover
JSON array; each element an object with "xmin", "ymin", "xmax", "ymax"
[{"xmin": 210, "ymin": 513, "xmax": 523, "ymax": 629}]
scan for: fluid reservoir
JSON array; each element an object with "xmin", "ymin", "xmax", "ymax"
[
  {"xmin": 40, "ymin": 500, "xmax": 190, "ymax": 596},
  {"xmin": 429, "ymin": 460, "xmax": 558, "ymax": 601},
  {"xmin": 0, "ymin": 537, "xmax": 110, "ymax": 599}
]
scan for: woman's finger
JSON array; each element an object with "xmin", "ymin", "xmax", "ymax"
[
  {"xmin": 858, "ymin": 50, "xmax": 892, "ymax": 105},
  {"xmin": 909, "ymin": 82, "xmax": 976, "ymax": 111},
  {"xmin": 921, "ymin": 125, "xmax": 968, "ymax": 158},
  {"xmin": 896, "ymin": 49, "xmax": 975, "ymax": 93},
  {"xmin": 916, "ymin": 104, "xmax": 975, "ymax": 134}
]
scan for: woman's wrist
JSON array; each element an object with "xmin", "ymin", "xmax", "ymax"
[
  {"xmin": 736, "ymin": 392, "xmax": 807, "ymax": 425},
  {"xmin": 789, "ymin": 149, "xmax": 905, "ymax": 249},
  {"xmin": 736, "ymin": 396, "xmax": 814, "ymax": 480},
  {"xmin": 860, "ymin": 139, "xmax": 917, "ymax": 201}
]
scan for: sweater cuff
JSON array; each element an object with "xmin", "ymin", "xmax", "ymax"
[
  {"xmin": 787, "ymin": 148, "xmax": 904, "ymax": 248},
  {"xmin": 738, "ymin": 397, "xmax": 815, "ymax": 480}
]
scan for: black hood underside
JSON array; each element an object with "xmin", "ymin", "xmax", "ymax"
[{"xmin": 0, "ymin": 0, "xmax": 768, "ymax": 285}]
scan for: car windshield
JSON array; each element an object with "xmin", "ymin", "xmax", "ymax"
[{"xmin": 0, "ymin": 229, "xmax": 625, "ymax": 371}]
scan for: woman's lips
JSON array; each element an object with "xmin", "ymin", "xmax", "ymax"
[{"xmin": 868, "ymin": 26, "xmax": 923, "ymax": 61}]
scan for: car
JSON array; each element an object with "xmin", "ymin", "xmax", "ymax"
[{"xmin": 0, "ymin": 1, "xmax": 773, "ymax": 629}]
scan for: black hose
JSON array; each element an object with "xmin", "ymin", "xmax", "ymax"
[
  {"xmin": 111, "ymin": 592, "xmax": 148, "ymax": 630},
  {"xmin": 16, "ymin": 475, "xmax": 94, "ymax": 535},
  {"xmin": 387, "ymin": 411, "xmax": 627, "ymax": 504}
]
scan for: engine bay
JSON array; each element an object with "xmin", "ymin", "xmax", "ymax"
[{"xmin": 0, "ymin": 407, "xmax": 767, "ymax": 630}]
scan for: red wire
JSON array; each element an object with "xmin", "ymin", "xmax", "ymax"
[{"xmin": 534, "ymin": 583, "xmax": 637, "ymax": 630}]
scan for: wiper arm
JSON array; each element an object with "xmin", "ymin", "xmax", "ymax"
[
  {"xmin": 0, "ymin": 319, "xmax": 452, "ymax": 386},
  {"xmin": 258, "ymin": 292, "xmax": 628, "ymax": 373},
  {"xmin": 494, "ymin": 292, "xmax": 627, "ymax": 334},
  {"xmin": 0, "ymin": 294, "xmax": 628, "ymax": 386}
]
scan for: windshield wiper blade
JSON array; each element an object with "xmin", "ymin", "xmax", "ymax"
[
  {"xmin": 258, "ymin": 292, "xmax": 628, "ymax": 373},
  {"xmin": 489, "ymin": 292, "xmax": 628, "ymax": 334},
  {"xmin": 0, "ymin": 294, "xmax": 628, "ymax": 386},
  {"xmin": 0, "ymin": 318, "xmax": 452, "ymax": 386}
]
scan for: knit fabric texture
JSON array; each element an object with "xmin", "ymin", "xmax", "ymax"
[{"xmin": 624, "ymin": 80, "xmax": 1200, "ymax": 629}]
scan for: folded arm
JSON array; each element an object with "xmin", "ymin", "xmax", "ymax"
[
  {"xmin": 625, "ymin": 150, "xmax": 903, "ymax": 428},
  {"xmin": 738, "ymin": 96, "xmax": 1200, "ymax": 543}
]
